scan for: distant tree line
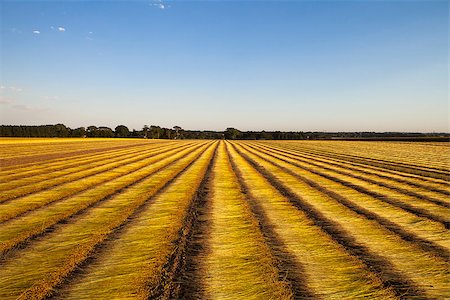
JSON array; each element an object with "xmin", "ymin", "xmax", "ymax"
[{"xmin": 0, "ymin": 124, "xmax": 448, "ymax": 141}]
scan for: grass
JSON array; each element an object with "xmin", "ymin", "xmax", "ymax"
[
  {"xmin": 0, "ymin": 143, "xmax": 200, "ymax": 222},
  {"xmin": 0, "ymin": 142, "xmax": 208, "ymax": 256},
  {"xmin": 0, "ymin": 142, "xmax": 211, "ymax": 299},
  {"xmin": 233, "ymin": 142, "xmax": 450, "ymax": 299},
  {"xmin": 226, "ymin": 142, "xmax": 397, "ymax": 299},
  {"xmin": 0, "ymin": 141, "xmax": 173, "ymax": 188},
  {"xmin": 0, "ymin": 139, "xmax": 448, "ymax": 299},
  {"xmin": 268, "ymin": 141, "xmax": 450, "ymax": 180},
  {"xmin": 0, "ymin": 138, "xmax": 162, "ymax": 161},
  {"xmin": 0, "ymin": 142, "xmax": 189, "ymax": 202},
  {"xmin": 59, "ymin": 142, "xmax": 217, "ymax": 299},
  {"xmin": 200, "ymin": 142, "xmax": 292, "ymax": 299},
  {"xmin": 243, "ymin": 143, "xmax": 450, "ymax": 250},
  {"xmin": 254, "ymin": 141, "xmax": 450, "ymax": 204}
]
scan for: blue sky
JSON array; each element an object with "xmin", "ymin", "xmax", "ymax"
[{"xmin": 0, "ymin": 0, "xmax": 448, "ymax": 132}]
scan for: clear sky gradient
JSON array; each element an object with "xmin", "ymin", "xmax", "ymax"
[{"xmin": 1, "ymin": 0, "xmax": 448, "ymax": 132}]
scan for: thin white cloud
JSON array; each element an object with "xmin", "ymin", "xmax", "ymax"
[
  {"xmin": 0, "ymin": 86, "xmax": 23, "ymax": 92},
  {"xmin": 1, "ymin": 99, "xmax": 45, "ymax": 112},
  {"xmin": 12, "ymin": 104, "xmax": 33, "ymax": 111},
  {"xmin": 44, "ymin": 95, "xmax": 59, "ymax": 100},
  {"xmin": 150, "ymin": 0, "xmax": 169, "ymax": 9},
  {"xmin": 33, "ymin": 30, "xmax": 41, "ymax": 34},
  {"xmin": 86, "ymin": 31, "xmax": 94, "ymax": 41},
  {"xmin": 58, "ymin": 27, "xmax": 66, "ymax": 32},
  {"xmin": 0, "ymin": 98, "xmax": 13, "ymax": 105},
  {"xmin": 9, "ymin": 86, "xmax": 23, "ymax": 92}
]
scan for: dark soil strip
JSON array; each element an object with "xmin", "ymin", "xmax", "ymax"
[
  {"xmin": 0, "ymin": 143, "xmax": 194, "ymax": 205},
  {"xmin": 231, "ymin": 143, "xmax": 430, "ymax": 300},
  {"xmin": 256, "ymin": 143, "xmax": 450, "ymax": 201},
  {"xmin": 263, "ymin": 143, "xmax": 450, "ymax": 188},
  {"xmin": 259, "ymin": 142, "xmax": 450, "ymax": 194},
  {"xmin": 0, "ymin": 141, "xmax": 166, "ymax": 168},
  {"xmin": 45, "ymin": 143, "xmax": 216, "ymax": 300},
  {"xmin": 226, "ymin": 143, "xmax": 317, "ymax": 299},
  {"xmin": 244, "ymin": 144, "xmax": 450, "ymax": 229},
  {"xmin": 0, "ymin": 143, "xmax": 211, "ymax": 262},
  {"xmin": 0, "ymin": 143, "xmax": 201, "ymax": 225},
  {"xmin": 242, "ymin": 144, "xmax": 450, "ymax": 260},
  {"xmin": 2, "ymin": 142, "xmax": 179, "ymax": 184},
  {"xmin": 273, "ymin": 144, "xmax": 450, "ymax": 181},
  {"xmin": 154, "ymin": 143, "xmax": 219, "ymax": 300},
  {"xmin": 290, "ymin": 143, "xmax": 450, "ymax": 174},
  {"xmin": 1, "ymin": 142, "xmax": 164, "ymax": 180}
]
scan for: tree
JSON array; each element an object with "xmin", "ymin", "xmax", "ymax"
[
  {"xmin": 173, "ymin": 126, "xmax": 183, "ymax": 139},
  {"xmin": 98, "ymin": 126, "xmax": 114, "ymax": 138},
  {"xmin": 115, "ymin": 125, "xmax": 130, "ymax": 138},
  {"xmin": 143, "ymin": 125, "xmax": 149, "ymax": 138},
  {"xmin": 224, "ymin": 127, "xmax": 242, "ymax": 140},
  {"xmin": 150, "ymin": 125, "xmax": 161, "ymax": 139},
  {"xmin": 54, "ymin": 123, "xmax": 69, "ymax": 137},
  {"xmin": 71, "ymin": 127, "xmax": 86, "ymax": 137},
  {"xmin": 86, "ymin": 126, "xmax": 98, "ymax": 137}
]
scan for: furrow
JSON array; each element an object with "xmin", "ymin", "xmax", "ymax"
[
  {"xmin": 232, "ymin": 142, "xmax": 450, "ymax": 299},
  {"xmin": 274, "ymin": 141, "xmax": 449, "ymax": 173},
  {"xmin": 187, "ymin": 142, "xmax": 292, "ymax": 299},
  {"xmin": 176, "ymin": 150, "xmax": 217, "ymax": 300},
  {"xmin": 255, "ymin": 142, "xmax": 450, "ymax": 203},
  {"xmin": 272, "ymin": 143, "xmax": 450, "ymax": 182},
  {"xmin": 268, "ymin": 142, "xmax": 449, "ymax": 186},
  {"xmin": 0, "ymin": 140, "xmax": 157, "ymax": 168},
  {"xmin": 226, "ymin": 142, "xmax": 398, "ymax": 299},
  {"xmin": 0, "ymin": 142, "xmax": 161, "ymax": 181},
  {"xmin": 242, "ymin": 143, "xmax": 450, "ymax": 257},
  {"xmin": 51, "ymin": 142, "xmax": 217, "ymax": 299},
  {"xmin": 0, "ymin": 142, "xmax": 210, "ymax": 300},
  {"xmin": 0, "ymin": 142, "xmax": 208, "ymax": 257},
  {"xmin": 0, "ymin": 143, "xmax": 198, "ymax": 223},
  {"xmin": 226, "ymin": 144, "xmax": 320, "ymax": 299},
  {"xmin": 244, "ymin": 144, "xmax": 450, "ymax": 228},
  {"xmin": 0, "ymin": 140, "xmax": 137, "ymax": 160},
  {"xmin": 0, "ymin": 143, "xmax": 189, "ymax": 202},
  {"xmin": 0, "ymin": 142, "xmax": 170, "ymax": 185},
  {"xmin": 153, "ymin": 142, "xmax": 219, "ymax": 300}
]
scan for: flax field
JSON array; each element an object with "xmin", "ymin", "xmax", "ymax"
[{"xmin": 0, "ymin": 138, "xmax": 449, "ymax": 299}]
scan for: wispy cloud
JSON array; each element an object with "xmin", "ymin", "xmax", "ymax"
[
  {"xmin": 33, "ymin": 30, "xmax": 41, "ymax": 34},
  {"xmin": 9, "ymin": 86, "xmax": 23, "ymax": 92},
  {"xmin": 44, "ymin": 95, "xmax": 59, "ymax": 100},
  {"xmin": 0, "ymin": 98, "xmax": 13, "ymax": 105},
  {"xmin": 150, "ymin": 0, "xmax": 169, "ymax": 10},
  {"xmin": 86, "ymin": 31, "xmax": 94, "ymax": 41},
  {"xmin": 12, "ymin": 104, "xmax": 34, "ymax": 111},
  {"xmin": 0, "ymin": 85, "xmax": 22, "ymax": 93},
  {"xmin": 51, "ymin": 26, "xmax": 66, "ymax": 32},
  {"xmin": 0, "ymin": 85, "xmax": 49, "ymax": 112},
  {"xmin": 0, "ymin": 98, "xmax": 46, "ymax": 112}
]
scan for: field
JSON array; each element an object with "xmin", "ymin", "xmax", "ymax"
[{"xmin": 0, "ymin": 138, "xmax": 449, "ymax": 299}]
